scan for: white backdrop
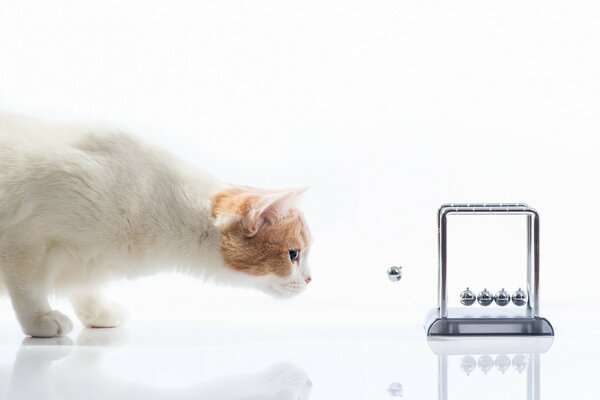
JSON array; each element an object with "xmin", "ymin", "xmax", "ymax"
[{"xmin": 0, "ymin": 0, "xmax": 599, "ymax": 328}]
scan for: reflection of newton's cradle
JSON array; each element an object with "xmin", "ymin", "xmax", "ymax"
[
  {"xmin": 425, "ymin": 203, "xmax": 554, "ymax": 336},
  {"xmin": 460, "ymin": 353, "xmax": 524, "ymax": 376},
  {"xmin": 429, "ymin": 337, "xmax": 553, "ymax": 400},
  {"xmin": 385, "ymin": 339, "xmax": 552, "ymax": 399}
]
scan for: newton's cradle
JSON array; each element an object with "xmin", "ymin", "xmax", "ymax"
[{"xmin": 388, "ymin": 203, "xmax": 554, "ymax": 337}]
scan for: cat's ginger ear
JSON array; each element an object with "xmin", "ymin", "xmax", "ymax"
[{"xmin": 243, "ymin": 187, "xmax": 307, "ymax": 237}]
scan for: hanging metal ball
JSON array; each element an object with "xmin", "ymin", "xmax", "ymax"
[
  {"xmin": 512, "ymin": 354, "xmax": 528, "ymax": 374},
  {"xmin": 494, "ymin": 354, "xmax": 511, "ymax": 374},
  {"xmin": 387, "ymin": 266, "xmax": 403, "ymax": 282},
  {"xmin": 477, "ymin": 288, "xmax": 493, "ymax": 306},
  {"xmin": 512, "ymin": 288, "xmax": 528, "ymax": 306},
  {"xmin": 494, "ymin": 288, "xmax": 511, "ymax": 306},
  {"xmin": 477, "ymin": 355, "xmax": 494, "ymax": 375},
  {"xmin": 460, "ymin": 356, "xmax": 477, "ymax": 376},
  {"xmin": 460, "ymin": 287, "xmax": 476, "ymax": 306}
]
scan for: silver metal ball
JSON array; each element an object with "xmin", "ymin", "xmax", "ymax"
[
  {"xmin": 494, "ymin": 354, "xmax": 511, "ymax": 374},
  {"xmin": 477, "ymin": 288, "xmax": 493, "ymax": 306},
  {"xmin": 387, "ymin": 266, "xmax": 403, "ymax": 282},
  {"xmin": 477, "ymin": 355, "xmax": 494, "ymax": 375},
  {"xmin": 460, "ymin": 287, "xmax": 476, "ymax": 306},
  {"xmin": 512, "ymin": 288, "xmax": 528, "ymax": 306},
  {"xmin": 387, "ymin": 382, "xmax": 403, "ymax": 397},
  {"xmin": 460, "ymin": 356, "xmax": 477, "ymax": 376},
  {"xmin": 494, "ymin": 288, "xmax": 511, "ymax": 306}
]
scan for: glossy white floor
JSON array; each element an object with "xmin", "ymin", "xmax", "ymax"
[{"xmin": 0, "ymin": 319, "xmax": 598, "ymax": 400}]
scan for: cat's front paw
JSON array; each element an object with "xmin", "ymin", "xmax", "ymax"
[
  {"xmin": 79, "ymin": 303, "xmax": 129, "ymax": 328},
  {"xmin": 25, "ymin": 310, "xmax": 74, "ymax": 338}
]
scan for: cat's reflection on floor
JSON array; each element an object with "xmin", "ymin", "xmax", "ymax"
[{"xmin": 3, "ymin": 329, "xmax": 312, "ymax": 400}]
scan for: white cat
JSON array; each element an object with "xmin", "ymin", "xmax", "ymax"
[{"xmin": 0, "ymin": 111, "xmax": 312, "ymax": 337}]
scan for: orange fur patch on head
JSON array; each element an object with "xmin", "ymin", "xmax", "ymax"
[
  {"xmin": 211, "ymin": 188, "xmax": 255, "ymax": 219},
  {"xmin": 211, "ymin": 188, "xmax": 311, "ymax": 278}
]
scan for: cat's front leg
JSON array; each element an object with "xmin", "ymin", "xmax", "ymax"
[
  {"xmin": 6, "ymin": 284, "xmax": 74, "ymax": 338},
  {"xmin": 70, "ymin": 291, "xmax": 129, "ymax": 328}
]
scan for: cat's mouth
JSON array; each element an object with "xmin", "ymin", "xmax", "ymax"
[{"xmin": 265, "ymin": 281, "xmax": 306, "ymax": 299}]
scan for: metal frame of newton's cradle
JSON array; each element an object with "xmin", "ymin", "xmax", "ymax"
[{"xmin": 425, "ymin": 203, "xmax": 554, "ymax": 336}]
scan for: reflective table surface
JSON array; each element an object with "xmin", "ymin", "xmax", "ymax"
[{"xmin": 0, "ymin": 321, "xmax": 598, "ymax": 399}]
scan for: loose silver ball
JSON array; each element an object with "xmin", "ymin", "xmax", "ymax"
[
  {"xmin": 494, "ymin": 288, "xmax": 511, "ymax": 306},
  {"xmin": 387, "ymin": 266, "xmax": 403, "ymax": 282},
  {"xmin": 460, "ymin": 356, "xmax": 477, "ymax": 376},
  {"xmin": 460, "ymin": 287, "xmax": 476, "ymax": 306},
  {"xmin": 512, "ymin": 288, "xmax": 528, "ymax": 306},
  {"xmin": 478, "ymin": 355, "xmax": 494, "ymax": 375},
  {"xmin": 494, "ymin": 354, "xmax": 511, "ymax": 374},
  {"xmin": 477, "ymin": 288, "xmax": 493, "ymax": 306},
  {"xmin": 387, "ymin": 382, "xmax": 403, "ymax": 397}
]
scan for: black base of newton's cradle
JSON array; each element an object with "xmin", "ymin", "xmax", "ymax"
[{"xmin": 425, "ymin": 308, "xmax": 555, "ymax": 336}]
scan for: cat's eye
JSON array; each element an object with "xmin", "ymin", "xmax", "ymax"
[{"xmin": 289, "ymin": 249, "xmax": 300, "ymax": 262}]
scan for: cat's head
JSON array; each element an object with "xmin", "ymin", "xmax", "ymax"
[{"xmin": 211, "ymin": 187, "xmax": 312, "ymax": 298}]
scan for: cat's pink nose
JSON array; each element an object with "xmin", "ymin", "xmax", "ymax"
[{"xmin": 304, "ymin": 276, "xmax": 312, "ymax": 284}]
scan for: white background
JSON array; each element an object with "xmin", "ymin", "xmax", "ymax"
[{"xmin": 0, "ymin": 0, "xmax": 599, "ymax": 329}]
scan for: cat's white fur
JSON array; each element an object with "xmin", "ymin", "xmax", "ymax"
[{"xmin": 0, "ymin": 111, "xmax": 310, "ymax": 337}]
